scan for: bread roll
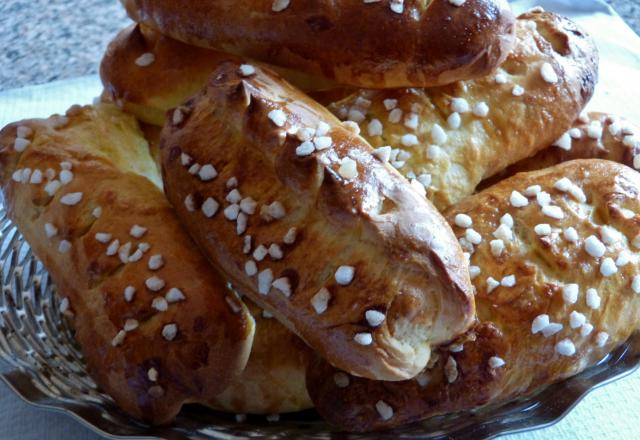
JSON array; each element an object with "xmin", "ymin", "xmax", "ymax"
[
  {"xmin": 481, "ymin": 112, "xmax": 640, "ymax": 187},
  {"xmin": 208, "ymin": 300, "xmax": 313, "ymax": 414},
  {"xmin": 100, "ymin": 24, "xmax": 338, "ymax": 126},
  {"xmin": 133, "ymin": 118, "xmax": 314, "ymax": 414},
  {"xmin": 307, "ymin": 159, "xmax": 640, "ymax": 431},
  {"xmin": 328, "ymin": 10, "xmax": 598, "ymax": 210},
  {"xmin": 120, "ymin": 0, "xmax": 516, "ymax": 89},
  {"xmin": 160, "ymin": 61, "xmax": 475, "ymax": 381},
  {"xmin": 0, "ymin": 104, "xmax": 256, "ymax": 424}
]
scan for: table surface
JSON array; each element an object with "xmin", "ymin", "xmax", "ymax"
[{"xmin": 1, "ymin": 1, "xmax": 640, "ymax": 440}]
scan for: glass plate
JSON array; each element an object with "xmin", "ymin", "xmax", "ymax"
[{"xmin": 0, "ymin": 203, "xmax": 639, "ymax": 440}]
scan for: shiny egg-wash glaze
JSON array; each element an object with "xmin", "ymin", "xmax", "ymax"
[
  {"xmin": 0, "ymin": 104, "xmax": 256, "ymax": 424},
  {"xmin": 482, "ymin": 112, "xmax": 640, "ymax": 187},
  {"xmin": 308, "ymin": 159, "xmax": 640, "ymax": 431},
  {"xmin": 137, "ymin": 105, "xmax": 317, "ymax": 415},
  {"xmin": 160, "ymin": 62, "xmax": 475, "ymax": 382},
  {"xmin": 100, "ymin": 11, "xmax": 598, "ymax": 212},
  {"xmin": 100, "ymin": 24, "xmax": 339, "ymax": 126},
  {"xmin": 121, "ymin": 0, "xmax": 516, "ymax": 88},
  {"xmin": 329, "ymin": 10, "xmax": 598, "ymax": 210}
]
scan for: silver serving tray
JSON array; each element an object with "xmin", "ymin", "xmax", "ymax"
[{"xmin": 0, "ymin": 203, "xmax": 639, "ymax": 440}]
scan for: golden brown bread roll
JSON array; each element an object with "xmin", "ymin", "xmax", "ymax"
[
  {"xmin": 307, "ymin": 159, "xmax": 640, "ymax": 431},
  {"xmin": 328, "ymin": 10, "xmax": 598, "ymax": 210},
  {"xmin": 100, "ymin": 24, "xmax": 339, "ymax": 126},
  {"xmin": 0, "ymin": 104, "xmax": 256, "ymax": 424},
  {"xmin": 120, "ymin": 0, "xmax": 516, "ymax": 89},
  {"xmin": 208, "ymin": 299, "xmax": 313, "ymax": 414},
  {"xmin": 481, "ymin": 112, "xmax": 640, "ymax": 188},
  {"xmin": 159, "ymin": 62, "xmax": 475, "ymax": 381},
  {"xmin": 135, "ymin": 119, "xmax": 314, "ymax": 414}
]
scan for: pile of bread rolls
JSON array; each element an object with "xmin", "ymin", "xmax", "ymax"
[{"xmin": 1, "ymin": 0, "xmax": 640, "ymax": 432}]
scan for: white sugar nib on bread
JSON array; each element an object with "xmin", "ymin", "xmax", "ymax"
[{"xmin": 482, "ymin": 112, "xmax": 640, "ymax": 187}]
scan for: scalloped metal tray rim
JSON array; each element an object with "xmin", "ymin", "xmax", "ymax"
[{"xmin": 2, "ymin": 351, "xmax": 639, "ymax": 440}]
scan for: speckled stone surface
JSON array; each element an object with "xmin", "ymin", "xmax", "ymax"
[
  {"xmin": 0, "ymin": 0, "xmax": 638, "ymax": 91},
  {"xmin": 607, "ymin": 0, "xmax": 640, "ymax": 32},
  {"xmin": 0, "ymin": 0, "xmax": 129, "ymax": 90}
]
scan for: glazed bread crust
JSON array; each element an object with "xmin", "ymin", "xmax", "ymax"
[
  {"xmin": 328, "ymin": 11, "xmax": 598, "ymax": 210},
  {"xmin": 100, "ymin": 24, "xmax": 339, "ymax": 126},
  {"xmin": 159, "ymin": 62, "xmax": 475, "ymax": 381},
  {"xmin": 481, "ymin": 112, "xmax": 640, "ymax": 187},
  {"xmin": 135, "ymin": 119, "xmax": 314, "ymax": 414},
  {"xmin": 120, "ymin": 0, "xmax": 516, "ymax": 88},
  {"xmin": 100, "ymin": 24, "xmax": 232, "ymax": 126},
  {"xmin": 208, "ymin": 300, "xmax": 313, "ymax": 414},
  {"xmin": 307, "ymin": 160, "xmax": 640, "ymax": 431},
  {"xmin": 0, "ymin": 104, "xmax": 256, "ymax": 424}
]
